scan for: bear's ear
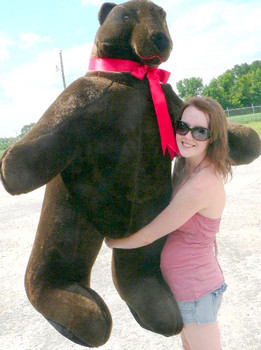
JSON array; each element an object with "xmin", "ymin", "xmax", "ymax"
[{"xmin": 98, "ymin": 2, "xmax": 117, "ymax": 25}]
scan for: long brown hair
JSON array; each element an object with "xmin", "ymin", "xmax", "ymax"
[{"xmin": 178, "ymin": 96, "xmax": 232, "ymax": 182}]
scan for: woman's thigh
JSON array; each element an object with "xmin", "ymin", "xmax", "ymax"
[{"xmin": 181, "ymin": 322, "xmax": 222, "ymax": 350}]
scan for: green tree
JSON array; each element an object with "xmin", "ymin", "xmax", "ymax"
[
  {"xmin": 19, "ymin": 123, "xmax": 35, "ymax": 137},
  {"xmin": 177, "ymin": 61, "xmax": 261, "ymax": 109},
  {"xmin": 0, "ymin": 123, "xmax": 36, "ymax": 155},
  {"xmin": 202, "ymin": 78, "xmax": 231, "ymax": 108},
  {"xmin": 231, "ymin": 74, "xmax": 251, "ymax": 106},
  {"xmin": 249, "ymin": 68, "xmax": 261, "ymax": 105},
  {"xmin": 0, "ymin": 137, "xmax": 18, "ymax": 153},
  {"xmin": 176, "ymin": 77, "xmax": 204, "ymax": 101},
  {"xmin": 231, "ymin": 63, "xmax": 250, "ymax": 78},
  {"xmin": 203, "ymin": 60, "xmax": 261, "ymax": 108}
]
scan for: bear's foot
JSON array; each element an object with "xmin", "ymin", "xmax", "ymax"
[
  {"xmin": 127, "ymin": 305, "xmax": 153, "ymax": 332},
  {"xmin": 116, "ymin": 275, "xmax": 183, "ymax": 336},
  {"xmin": 127, "ymin": 300, "xmax": 183, "ymax": 337},
  {"xmin": 45, "ymin": 318, "xmax": 92, "ymax": 347},
  {"xmin": 27, "ymin": 283, "xmax": 112, "ymax": 347}
]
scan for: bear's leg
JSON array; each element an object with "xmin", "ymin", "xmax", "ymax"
[
  {"xmin": 112, "ymin": 242, "xmax": 183, "ymax": 336},
  {"xmin": 24, "ymin": 177, "xmax": 112, "ymax": 347}
]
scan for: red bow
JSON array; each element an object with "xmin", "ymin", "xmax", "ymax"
[{"xmin": 88, "ymin": 58, "xmax": 180, "ymax": 159}]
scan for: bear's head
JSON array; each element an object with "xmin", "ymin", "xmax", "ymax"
[{"xmin": 91, "ymin": 0, "xmax": 173, "ymax": 67}]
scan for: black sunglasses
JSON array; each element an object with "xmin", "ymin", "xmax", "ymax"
[{"xmin": 175, "ymin": 120, "xmax": 212, "ymax": 141}]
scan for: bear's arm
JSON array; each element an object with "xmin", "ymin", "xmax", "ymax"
[
  {"xmin": 162, "ymin": 84, "xmax": 260, "ymax": 165},
  {"xmin": 0, "ymin": 75, "xmax": 111, "ymax": 195},
  {"xmin": 227, "ymin": 121, "xmax": 260, "ymax": 165}
]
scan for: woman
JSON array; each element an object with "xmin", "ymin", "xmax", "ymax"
[{"xmin": 106, "ymin": 96, "xmax": 232, "ymax": 350}]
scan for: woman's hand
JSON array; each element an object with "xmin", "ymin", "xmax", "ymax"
[{"xmin": 104, "ymin": 231, "xmax": 151, "ymax": 249}]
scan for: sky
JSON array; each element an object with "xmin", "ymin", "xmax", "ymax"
[{"xmin": 0, "ymin": 0, "xmax": 260, "ymax": 137}]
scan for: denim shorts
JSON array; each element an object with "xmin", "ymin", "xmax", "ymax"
[{"xmin": 176, "ymin": 283, "xmax": 227, "ymax": 325}]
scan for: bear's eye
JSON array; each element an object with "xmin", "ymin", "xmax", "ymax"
[{"xmin": 123, "ymin": 15, "xmax": 130, "ymax": 21}]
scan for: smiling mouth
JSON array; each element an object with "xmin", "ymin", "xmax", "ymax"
[
  {"xmin": 181, "ymin": 141, "xmax": 195, "ymax": 148},
  {"xmin": 137, "ymin": 53, "xmax": 163, "ymax": 67}
]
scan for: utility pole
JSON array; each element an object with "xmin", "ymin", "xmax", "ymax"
[{"xmin": 59, "ymin": 50, "xmax": 66, "ymax": 90}]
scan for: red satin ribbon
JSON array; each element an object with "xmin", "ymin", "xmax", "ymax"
[{"xmin": 88, "ymin": 58, "xmax": 180, "ymax": 159}]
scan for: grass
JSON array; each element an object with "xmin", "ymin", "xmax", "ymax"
[
  {"xmin": 245, "ymin": 121, "xmax": 261, "ymax": 137},
  {"xmin": 227, "ymin": 112, "xmax": 261, "ymax": 137},
  {"xmin": 227, "ymin": 112, "xmax": 261, "ymax": 124}
]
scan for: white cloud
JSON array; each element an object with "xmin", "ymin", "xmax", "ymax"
[
  {"xmin": 0, "ymin": 43, "xmax": 93, "ymax": 137},
  {"xmin": 163, "ymin": 1, "xmax": 261, "ymax": 90},
  {"xmin": 18, "ymin": 32, "xmax": 52, "ymax": 49},
  {"xmin": 0, "ymin": 33, "xmax": 11, "ymax": 63},
  {"xmin": 1, "ymin": 49, "xmax": 62, "ymax": 136},
  {"xmin": 61, "ymin": 43, "xmax": 93, "ymax": 84}
]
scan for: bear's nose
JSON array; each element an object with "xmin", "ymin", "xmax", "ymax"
[{"xmin": 151, "ymin": 32, "xmax": 170, "ymax": 51}]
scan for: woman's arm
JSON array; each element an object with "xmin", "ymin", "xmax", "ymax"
[{"xmin": 105, "ymin": 173, "xmax": 212, "ymax": 249}]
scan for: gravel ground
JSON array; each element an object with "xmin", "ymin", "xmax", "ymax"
[{"xmin": 0, "ymin": 157, "xmax": 260, "ymax": 350}]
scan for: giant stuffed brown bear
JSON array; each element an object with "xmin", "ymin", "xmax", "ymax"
[{"xmin": 0, "ymin": 0, "xmax": 260, "ymax": 348}]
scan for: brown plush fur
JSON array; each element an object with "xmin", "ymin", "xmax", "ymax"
[{"xmin": 0, "ymin": 0, "xmax": 260, "ymax": 347}]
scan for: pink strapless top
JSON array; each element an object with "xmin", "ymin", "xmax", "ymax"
[{"xmin": 160, "ymin": 212, "xmax": 224, "ymax": 302}]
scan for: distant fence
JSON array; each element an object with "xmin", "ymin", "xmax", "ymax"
[{"xmin": 225, "ymin": 105, "xmax": 261, "ymax": 117}]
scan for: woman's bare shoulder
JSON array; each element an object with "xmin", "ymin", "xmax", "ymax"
[
  {"xmin": 190, "ymin": 165, "xmax": 226, "ymax": 217},
  {"xmin": 189, "ymin": 165, "xmax": 225, "ymax": 200},
  {"xmin": 194, "ymin": 164, "xmax": 223, "ymax": 186}
]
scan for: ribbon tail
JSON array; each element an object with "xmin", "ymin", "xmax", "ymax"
[
  {"xmin": 167, "ymin": 143, "xmax": 181, "ymax": 159},
  {"xmin": 148, "ymin": 78, "xmax": 180, "ymax": 159},
  {"xmin": 163, "ymin": 137, "xmax": 181, "ymax": 159}
]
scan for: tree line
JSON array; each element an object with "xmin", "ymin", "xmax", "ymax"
[
  {"xmin": 176, "ymin": 60, "xmax": 261, "ymax": 109},
  {"xmin": 1, "ymin": 60, "xmax": 260, "ymax": 154},
  {"xmin": 0, "ymin": 123, "xmax": 35, "ymax": 154}
]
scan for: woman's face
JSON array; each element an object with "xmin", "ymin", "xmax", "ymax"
[{"xmin": 176, "ymin": 106, "xmax": 210, "ymax": 160}]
